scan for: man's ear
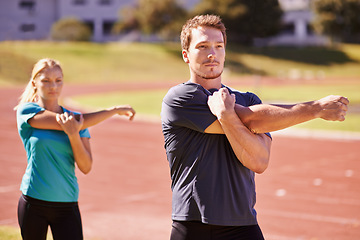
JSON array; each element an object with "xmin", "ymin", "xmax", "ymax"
[{"xmin": 182, "ymin": 50, "xmax": 190, "ymax": 63}]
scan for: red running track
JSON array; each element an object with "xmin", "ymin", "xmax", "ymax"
[{"xmin": 1, "ymin": 84, "xmax": 359, "ymax": 240}]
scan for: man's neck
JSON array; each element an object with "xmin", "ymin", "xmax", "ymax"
[{"xmin": 190, "ymin": 76, "xmax": 222, "ymax": 90}]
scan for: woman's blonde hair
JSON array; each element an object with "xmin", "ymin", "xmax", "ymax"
[{"xmin": 14, "ymin": 58, "xmax": 62, "ymax": 110}]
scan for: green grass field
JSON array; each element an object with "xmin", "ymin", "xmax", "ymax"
[
  {"xmin": 0, "ymin": 226, "xmax": 21, "ymax": 240},
  {"xmin": 1, "ymin": 41, "xmax": 359, "ymax": 132},
  {"xmin": 0, "ymin": 226, "xmax": 54, "ymax": 240},
  {"xmin": 0, "ymin": 225, "xmax": 101, "ymax": 240}
]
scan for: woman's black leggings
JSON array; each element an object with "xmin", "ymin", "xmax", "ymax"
[{"xmin": 18, "ymin": 194, "xmax": 83, "ymax": 240}]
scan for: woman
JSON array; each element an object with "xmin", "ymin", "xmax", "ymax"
[{"xmin": 15, "ymin": 58, "xmax": 135, "ymax": 240}]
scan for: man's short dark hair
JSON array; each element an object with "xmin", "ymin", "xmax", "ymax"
[{"xmin": 181, "ymin": 14, "xmax": 227, "ymax": 51}]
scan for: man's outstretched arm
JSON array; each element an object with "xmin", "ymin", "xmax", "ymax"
[
  {"xmin": 206, "ymin": 88, "xmax": 349, "ymax": 134},
  {"xmin": 238, "ymin": 95, "xmax": 348, "ymax": 133}
]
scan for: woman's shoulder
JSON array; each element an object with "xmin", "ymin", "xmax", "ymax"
[{"xmin": 17, "ymin": 102, "xmax": 44, "ymax": 114}]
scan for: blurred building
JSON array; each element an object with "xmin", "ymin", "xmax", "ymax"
[
  {"xmin": 0, "ymin": 0, "xmax": 327, "ymax": 45},
  {"xmin": 256, "ymin": 0, "xmax": 328, "ymax": 46},
  {"xmin": 0, "ymin": 0, "xmax": 58, "ymax": 41},
  {"xmin": 0, "ymin": 0, "xmax": 134, "ymax": 42}
]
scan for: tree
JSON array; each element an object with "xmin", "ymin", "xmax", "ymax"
[
  {"xmin": 51, "ymin": 17, "xmax": 92, "ymax": 41},
  {"xmin": 312, "ymin": 0, "xmax": 360, "ymax": 43},
  {"xmin": 113, "ymin": 0, "xmax": 187, "ymax": 40},
  {"xmin": 191, "ymin": 0, "xmax": 283, "ymax": 45}
]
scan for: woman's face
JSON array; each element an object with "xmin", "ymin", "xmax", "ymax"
[{"xmin": 33, "ymin": 66, "xmax": 63, "ymax": 102}]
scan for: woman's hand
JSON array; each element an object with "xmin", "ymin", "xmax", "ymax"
[
  {"xmin": 56, "ymin": 112, "xmax": 83, "ymax": 136},
  {"xmin": 114, "ymin": 105, "xmax": 136, "ymax": 121}
]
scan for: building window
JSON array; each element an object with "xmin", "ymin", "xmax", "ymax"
[
  {"xmin": 99, "ymin": 0, "xmax": 112, "ymax": 5},
  {"xmin": 103, "ymin": 21, "xmax": 115, "ymax": 35},
  {"xmin": 281, "ymin": 23, "xmax": 295, "ymax": 35},
  {"xmin": 84, "ymin": 20, "xmax": 94, "ymax": 33},
  {"xmin": 73, "ymin": 0, "xmax": 86, "ymax": 5},
  {"xmin": 19, "ymin": 1, "xmax": 36, "ymax": 10},
  {"xmin": 20, "ymin": 24, "xmax": 36, "ymax": 32}
]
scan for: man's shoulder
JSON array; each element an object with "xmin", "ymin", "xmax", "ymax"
[
  {"xmin": 163, "ymin": 82, "xmax": 208, "ymax": 105},
  {"xmin": 225, "ymin": 85, "xmax": 253, "ymax": 96},
  {"xmin": 167, "ymin": 81, "xmax": 200, "ymax": 94},
  {"xmin": 224, "ymin": 85, "xmax": 262, "ymax": 105}
]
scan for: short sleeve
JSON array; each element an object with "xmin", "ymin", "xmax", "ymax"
[
  {"xmin": 161, "ymin": 83, "xmax": 217, "ymax": 132},
  {"xmin": 79, "ymin": 128, "xmax": 90, "ymax": 138},
  {"xmin": 17, "ymin": 102, "xmax": 45, "ymax": 130},
  {"xmin": 245, "ymin": 92, "xmax": 263, "ymax": 105},
  {"xmin": 62, "ymin": 108, "xmax": 91, "ymax": 139},
  {"xmin": 230, "ymin": 89, "xmax": 272, "ymax": 139}
]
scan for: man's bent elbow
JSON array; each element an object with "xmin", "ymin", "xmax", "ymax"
[
  {"xmin": 253, "ymin": 162, "xmax": 268, "ymax": 174},
  {"xmin": 241, "ymin": 119, "xmax": 267, "ymax": 134},
  {"xmin": 250, "ymin": 155, "xmax": 270, "ymax": 174}
]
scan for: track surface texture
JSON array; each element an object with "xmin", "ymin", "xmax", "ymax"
[{"xmin": 1, "ymin": 81, "xmax": 359, "ymax": 240}]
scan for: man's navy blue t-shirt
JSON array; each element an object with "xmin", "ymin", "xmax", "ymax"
[{"xmin": 161, "ymin": 81, "xmax": 271, "ymax": 226}]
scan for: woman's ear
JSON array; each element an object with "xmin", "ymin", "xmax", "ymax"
[{"xmin": 182, "ymin": 50, "xmax": 190, "ymax": 63}]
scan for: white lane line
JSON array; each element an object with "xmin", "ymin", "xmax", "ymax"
[
  {"xmin": 121, "ymin": 192, "xmax": 157, "ymax": 203},
  {"xmin": 271, "ymin": 128, "xmax": 360, "ymax": 141},
  {"xmin": 0, "ymin": 185, "xmax": 18, "ymax": 193},
  {"xmin": 261, "ymin": 209, "xmax": 359, "ymax": 225},
  {"xmin": 0, "ymin": 219, "xmax": 17, "ymax": 225},
  {"xmin": 265, "ymin": 234, "xmax": 306, "ymax": 240}
]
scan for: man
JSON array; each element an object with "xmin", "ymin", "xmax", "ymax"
[{"xmin": 161, "ymin": 15, "xmax": 348, "ymax": 240}]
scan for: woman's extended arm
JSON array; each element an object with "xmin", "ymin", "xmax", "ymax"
[{"xmin": 28, "ymin": 105, "xmax": 135, "ymax": 130}]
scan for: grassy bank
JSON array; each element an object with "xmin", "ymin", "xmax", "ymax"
[
  {"xmin": 0, "ymin": 41, "xmax": 188, "ymax": 85},
  {"xmin": 0, "ymin": 226, "xmax": 54, "ymax": 240},
  {"xmin": 1, "ymin": 41, "xmax": 360, "ymax": 85}
]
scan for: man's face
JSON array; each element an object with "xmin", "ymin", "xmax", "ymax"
[{"xmin": 183, "ymin": 26, "xmax": 225, "ymax": 80}]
